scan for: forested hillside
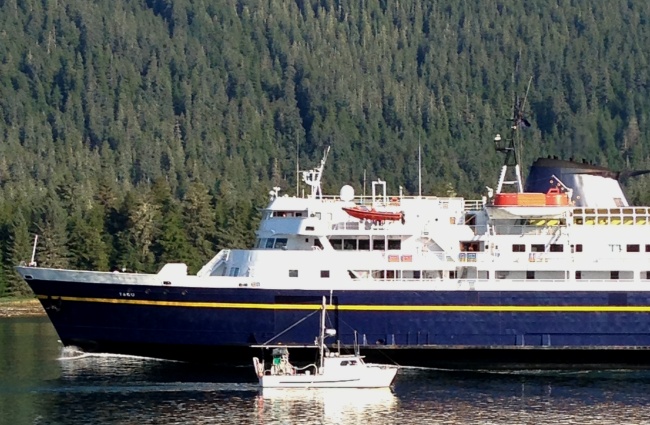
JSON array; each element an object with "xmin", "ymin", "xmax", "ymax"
[{"xmin": 2, "ymin": 0, "xmax": 650, "ymax": 296}]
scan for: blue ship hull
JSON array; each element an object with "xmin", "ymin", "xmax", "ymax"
[{"xmin": 27, "ymin": 277, "xmax": 650, "ymax": 369}]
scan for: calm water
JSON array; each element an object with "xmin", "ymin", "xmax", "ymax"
[{"xmin": 2, "ymin": 318, "xmax": 650, "ymax": 424}]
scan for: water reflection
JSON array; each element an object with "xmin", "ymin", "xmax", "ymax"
[{"xmin": 256, "ymin": 388, "xmax": 398, "ymax": 424}]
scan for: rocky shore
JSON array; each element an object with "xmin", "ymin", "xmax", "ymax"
[{"xmin": 0, "ymin": 299, "xmax": 46, "ymax": 318}]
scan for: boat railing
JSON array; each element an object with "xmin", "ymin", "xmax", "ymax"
[{"xmin": 490, "ymin": 224, "xmax": 565, "ymax": 236}]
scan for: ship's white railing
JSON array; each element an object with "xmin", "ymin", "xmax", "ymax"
[{"xmin": 490, "ymin": 224, "xmax": 565, "ymax": 236}]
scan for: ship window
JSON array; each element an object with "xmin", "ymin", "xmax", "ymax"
[
  {"xmin": 575, "ymin": 271, "xmax": 582, "ymax": 280},
  {"xmin": 611, "ymin": 271, "xmax": 619, "ymax": 280},
  {"xmin": 340, "ymin": 360, "xmax": 349, "ymax": 366},
  {"xmin": 413, "ymin": 270, "xmax": 421, "ymax": 279},
  {"xmin": 321, "ymin": 270, "xmax": 330, "ymax": 278},
  {"xmin": 314, "ymin": 239, "xmax": 323, "ymax": 249},
  {"xmin": 306, "ymin": 226, "xmax": 315, "ymax": 231},
  {"xmin": 265, "ymin": 239, "xmax": 275, "ymax": 249},
  {"xmin": 256, "ymin": 239, "xmax": 264, "ymax": 248},
  {"xmin": 274, "ymin": 238, "xmax": 288, "ymax": 249},
  {"xmin": 330, "ymin": 239, "xmax": 343, "ymax": 250},
  {"xmin": 344, "ymin": 239, "xmax": 356, "ymax": 250},
  {"xmin": 289, "ymin": 270, "xmax": 298, "ymax": 277},
  {"xmin": 512, "ymin": 244, "xmax": 525, "ymax": 252},
  {"xmin": 358, "ymin": 239, "xmax": 370, "ymax": 250},
  {"xmin": 229, "ymin": 267, "xmax": 240, "ymax": 277},
  {"xmin": 388, "ymin": 239, "xmax": 401, "ymax": 250},
  {"xmin": 627, "ymin": 244, "xmax": 640, "ymax": 252},
  {"xmin": 526, "ymin": 271, "xmax": 535, "ymax": 280},
  {"xmin": 531, "ymin": 244, "xmax": 545, "ymax": 252},
  {"xmin": 373, "ymin": 238, "xmax": 385, "ymax": 250},
  {"xmin": 575, "ymin": 244, "xmax": 583, "ymax": 252},
  {"xmin": 646, "ymin": 271, "xmax": 650, "ymax": 279},
  {"xmin": 550, "ymin": 244, "xmax": 564, "ymax": 252}
]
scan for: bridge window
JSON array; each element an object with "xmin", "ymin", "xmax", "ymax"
[
  {"xmin": 387, "ymin": 239, "xmax": 401, "ymax": 250},
  {"xmin": 274, "ymin": 238, "xmax": 288, "ymax": 249}
]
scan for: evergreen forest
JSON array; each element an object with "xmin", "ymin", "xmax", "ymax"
[{"xmin": 2, "ymin": 0, "xmax": 650, "ymax": 296}]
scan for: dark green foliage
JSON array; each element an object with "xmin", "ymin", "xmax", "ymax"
[{"xmin": 2, "ymin": 0, "xmax": 650, "ymax": 295}]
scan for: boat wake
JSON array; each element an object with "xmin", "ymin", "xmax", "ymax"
[{"xmin": 57, "ymin": 346, "xmax": 181, "ymax": 363}]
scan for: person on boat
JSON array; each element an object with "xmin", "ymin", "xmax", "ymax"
[{"xmin": 270, "ymin": 348, "xmax": 295, "ymax": 375}]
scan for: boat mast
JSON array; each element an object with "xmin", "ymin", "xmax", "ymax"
[
  {"xmin": 302, "ymin": 146, "xmax": 330, "ymax": 199},
  {"xmin": 494, "ymin": 76, "xmax": 532, "ymax": 194},
  {"xmin": 319, "ymin": 296, "xmax": 326, "ymax": 371}
]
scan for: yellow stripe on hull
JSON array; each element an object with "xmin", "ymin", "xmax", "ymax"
[{"xmin": 36, "ymin": 295, "xmax": 650, "ymax": 313}]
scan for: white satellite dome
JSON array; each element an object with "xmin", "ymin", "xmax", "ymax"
[{"xmin": 339, "ymin": 185, "xmax": 354, "ymax": 202}]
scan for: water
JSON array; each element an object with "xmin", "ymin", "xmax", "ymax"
[{"xmin": 2, "ymin": 317, "xmax": 650, "ymax": 424}]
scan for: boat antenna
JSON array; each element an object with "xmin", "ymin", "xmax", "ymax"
[
  {"xmin": 296, "ymin": 134, "xmax": 300, "ymax": 197},
  {"xmin": 418, "ymin": 133, "xmax": 422, "ymax": 198}
]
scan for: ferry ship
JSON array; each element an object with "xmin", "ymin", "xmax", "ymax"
[{"xmin": 16, "ymin": 132, "xmax": 650, "ymax": 369}]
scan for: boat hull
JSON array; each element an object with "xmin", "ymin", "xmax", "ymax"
[
  {"xmin": 258, "ymin": 367, "xmax": 397, "ymax": 388},
  {"xmin": 22, "ymin": 268, "xmax": 650, "ymax": 370}
]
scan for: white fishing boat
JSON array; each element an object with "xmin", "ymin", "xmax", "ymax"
[{"xmin": 252, "ymin": 297, "xmax": 398, "ymax": 388}]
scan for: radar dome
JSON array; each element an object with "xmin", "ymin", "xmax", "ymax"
[{"xmin": 340, "ymin": 185, "xmax": 354, "ymax": 202}]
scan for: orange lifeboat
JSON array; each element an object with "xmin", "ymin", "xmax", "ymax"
[{"xmin": 342, "ymin": 206, "xmax": 403, "ymax": 222}]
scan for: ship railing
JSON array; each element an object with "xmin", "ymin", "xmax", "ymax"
[{"xmin": 490, "ymin": 224, "xmax": 565, "ymax": 236}]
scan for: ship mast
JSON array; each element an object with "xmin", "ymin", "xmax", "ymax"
[
  {"xmin": 319, "ymin": 296, "xmax": 326, "ymax": 371},
  {"xmin": 494, "ymin": 76, "xmax": 532, "ymax": 194},
  {"xmin": 302, "ymin": 146, "xmax": 330, "ymax": 199}
]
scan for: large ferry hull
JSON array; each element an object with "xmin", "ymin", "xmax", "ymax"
[{"xmin": 25, "ymin": 273, "xmax": 650, "ymax": 369}]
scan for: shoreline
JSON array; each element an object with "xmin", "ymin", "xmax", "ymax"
[{"xmin": 0, "ymin": 299, "xmax": 46, "ymax": 318}]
